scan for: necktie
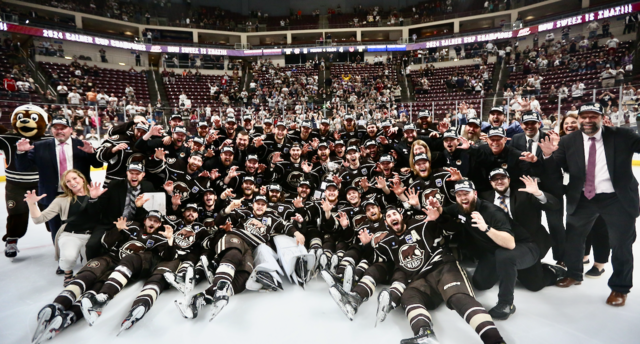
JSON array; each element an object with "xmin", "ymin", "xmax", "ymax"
[
  {"xmin": 527, "ymin": 139, "xmax": 533, "ymax": 153},
  {"xmin": 498, "ymin": 195, "xmax": 509, "ymax": 213},
  {"xmin": 124, "ymin": 186, "xmax": 140, "ymax": 220},
  {"xmin": 58, "ymin": 142, "xmax": 68, "ymax": 180},
  {"xmin": 584, "ymin": 137, "xmax": 597, "ymax": 199}
]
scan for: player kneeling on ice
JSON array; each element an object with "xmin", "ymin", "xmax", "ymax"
[
  {"xmin": 31, "ymin": 211, "xmax": 172, "ymax": 343},
  {"xmin": 176, "ymin": 195, "xmax": 305, "ymax": 321}
]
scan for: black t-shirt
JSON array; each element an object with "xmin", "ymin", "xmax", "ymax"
[
  {"xmin": 65, "ymin": 195, "xmax": 94, "ymax": 234},
  {"xmin": 443, "ymin": 198, "xmax": 531, "ymax": 254}
]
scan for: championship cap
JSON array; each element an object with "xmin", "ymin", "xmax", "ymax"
[
  {"xmin": 51, "ymin": 116, "xmax": 71, "ymax": 127},
  {"xmin": 467, "ymin": 117, "xmax": 481, "ymax": 126},
  {"xmin": 418, "ymin": 110, "xmax": 431, "ymax": 118},
  {"xmin": 521, "ymin": 111, "xmax": 540, "ymax": 123},
  {"xmin": 193, "ymin": 136, "xmax": 205, "ymax": 146},
  {"xmin": 490, "ymin": 107, "xmax": 505, "ymax": 114},
  {"xmin": 381, "ymin": 120, "xmax": 392, "ymax": 127},
  {"xmin": 146, "ymin": 210, "xmax": 163, "ymax": 220},
  {"xmin": 276, "ymin": 121, "xmax": 287, "ymax": 128},
  {"xmin": 246, "ymin": 154, "xmax": 259, "ymax": 161},
  {"xmin": 226, "ymin": 116, "xmax": 237, "ymax": 123},
  {"xmin": 173, "ymin": 126, "xmax": 187, "ymax": 135},
  {"xmin": 170, "ymin": 114, "xmax": 182, "ymax": 120},
  {"xmin": 190, "ymin": 151, "xmax": 204, "ymax": 159},
  {"xmin": 183, "ymin": 203, "xmax": 199, "ymax": 211},
  {"xmin": 264, "ymin": 118, "xmax": 273, "ymax": 124},
  {"xmin": 334, "ymin": 140, "xmax": 345, "ymax": 146},
  {"xmin": 364, "ymin": 140, "xmax": 377, "ymax": 147},
  {"xmin": 318, "ymin": 141, "xmax": 329, "ymax": 148},
  {"xmin": 345, "ymin": 184, "xmax": 360, "ymax": 193},
  {"xmin": 413, "ymin": 153, "xmax": 430, "ymax": 163},
  {"xmin": 298, "ymin": 180, "xmax": 312, "ymax": 188},
  {"xmin": 320, "ymin": 118, "xmax": 331, "ymax": 125},
  {"xmin": 487, "ymin": 126, "xmax": 506, "ymax": 138},
  {"xmin": 578, "ymin": 102, "xmax": 604, "ymax": 115},
  {"xmin": 404, "ymin": 124, "xmax": 417, "ymax": 131},
  {"xmin": 442, "ymin": 129, "xmax": 458, "ymax": 139},
  {"xmin": 221, "ymin": 146, "xmax": 234, "ymax": 154},
  {"xmin": 243, "ymin": 176, "xmax": 256, "ymax": 184},
  {"xmin": 454, "ymin": 179, "xmax": 476, "ymax": 193},
  {"xmin": 268, "ymin": 184, "xmax": 283, "ymax": 192},
  {"xmin": 362, "ymin": 198, "xmax": 379, "ymax": 208},
  {"xmin": 127, "ymin": 161, "xmax": 145, "ymax": 172},
  {"xmin": 198, "ymin": 121, "xmax": 209, "ymax": 128},
  {"xmin": 135, "ymin": 123, "xmax": 149, "ymax": 131},
  {"xmin": 489, "ymin": 168, "xmax": 510, "ymax": 179},
  {"xmin": 346, "ymin": 146, "xmax": 359, "ymax": 153},
  {"xmin": 254, "ymin": 195, "xmax": 268, "ymax": 203},
  {"xmin": 379, "ymin": 154, "xmax": 395, "ymax": 163},
  {"xmin": 243, "ymin": 115, "xmax": 252, "ymax": 122},
  {"xmin": 325, "ymin": 182, "xmax": 339, "ymax": 189},
  {"xmin": 344, "ymin": 114, "xmax": 355, "ymax": 121},
  {"xmin": 301, "ymin": 121, "xmax": 312, "ymax": 128}
]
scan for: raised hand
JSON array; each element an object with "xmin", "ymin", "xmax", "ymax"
[
  {"xmin": 253, "ymin": 136, "xmax": 264, "ymax": 147},
  {"xmin": 23, "ymin": 190, "xmax": 46, "ymax": 205},
  {"xmin": 111, "ymin": 142, "xmax": 128, "ymax": 153},
  {"xmin": 227, "ymin": 199, "xmax": 243, "ymax": 212},
  {"xmin": 162, "ymin": 136, "xmax": 172, "ymax": 146},
  {"xmin": 114, "ymin": 216, "xmax": 128, "ymax": 230},
  {"xmin": 171, "ymin": 194, "xmax": 181, "ymax": 207},
  {"xmin": 404, "ymin": 188, "xmax": 420, "ymax": 207},
  {"xmin": 220, "ymin": 188, "xmax": 235, "ymax": 200},
  {"xmin": 163, "ymin": 180, "xmax": 174, "ymax": 194},
  {"xmin": 135, "ymin": 194, "xmax": 150, "ymax": 208},
  {"xmin": 547, "ymin": 130, "xmax": 560, "ymax": 146},
  {"xmin": 293, "ymin": 197, "xmax": 304, "ymax": 208},
  {"xmin": 519, "ymin": 151, "xmax": 538, "ymax": 163},
  {"xmin": 390, "ymin": 178, "xmax": 406, "ymax": 196},
  {"xmin": 220, "ymin": 219, "xmax": 233, "ymax": 232},
  {"xmin": 258, "ymin": 164, "xmax": 267, "ymax": 173},
  {"xmin": 149, "ymin": 125, "xmax": 164, "ymax": 137},
  {"xmin": 290, "ymin": 214, "xmax": 304, "ymax": 223},
  {"xmin": 337, "ymin": 212, "xmax": 350, "ymax": 229},
  {"xmin": 518, "ymin": 176, "xmax": 543, "ymax": 196},
  {"xmin": 389, "ymin": 150, "xmax": 398, "ymax": 160},
  {"xmin": 260, "ymin": 186, "xmax": 267, "ymax": 195},
  {"xmin": 437, "ymin": 120, "xmax": 450, "ymax": 133},
  {"xmin": 400, "ymin": 167, "xmax": 411, "ymax": 174},
  {"xmin": 301, "ymin": 161, "xmax": 313, "ymax": 173},
  {"xmin": 16, "ymin": 138, "xmax": 35, "ymax": 152},
  {"xmin": 199, "ymin": 170, "xmax": 210, "ymax": 178},
  {"xmin": 227, "ymin": 166, "xmax": 240, "ymax": 179},
  {"xmin": 78, "ymin": 140, "xmax": 95, "ymax": 153},
  {"xmin": 429, "ymin": 132, "xmax": 440, "ymax": 139},
  {"xmin": 221, "ymin": 139, "xmax": 233, "ymax": 148},
  {"xmin": 155, "ymin": 148, "xmax": 166, "ymax": 161},
  {"xmin": 470, "ymin": 211, "xmax": 488, "ymax": 232},
  {"xmin": 321, "ymin": 198, "xmax": 333, "ymax": 213},
  {"xmin": 358, "ymin": 229, "xmax": 374, "ymax": 245},
  {"xmin": 333, "ymin": 131, "xmax": 341, "ymax": 141},
  {"xmin": 426, "ymin": 196, "xmax": 441, "ymax": 209},
  {"xmin": 159, "ymin": 225, "xmax": 174, "ymax": 240},
  {"xmin": 89, "ymin": 182, "xmax": 107, "ymax": 199},
  {"xmin": 374, "ymin": 175, "xmax": 387, "ymax": 189},
  {"xmin": 378, "ymin": 136, "xmax": 388, "ymax": 145},
  {"xmin": 457, "ymin": 136, "xmax": 470, "ymax": 150},
  {"xmin": 444, "ymin": 167, "xmax": 463, "ymax": 181},
  {"xmin": 210, "ymin": 169, "xmax": 220, "ymax": 180},
  {"xmin": 359, "ymin": 145, "xmax": 368, "ymax": 157},
  {"xmin": 332, "ymin": 175, "xmax": 342, "ymax": 186},
  {"xmin": 538, "ymin": 136, "xmax": 558, "ymax": 157},
  {"xmin": 311, "ymin": 138, "xmax": 319, "ymax": 150},
  {"xmin": 301, "ymin": 144, "xmax": 310, "ymax": 156},
  {"xmin": 360, "ymin": 177, "xmax": 369, "ymax": 192},
  {"xmin": 423, "ymin": 206, "xmax": 440, "ymax": 222}
]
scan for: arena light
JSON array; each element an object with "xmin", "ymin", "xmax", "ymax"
[
  {"xmin": 118, "ymin": 62, "xmax": 126, "ymax": 65},
  {"xmin": 64, "ymin": 56, "xmax": 72, "ymax": 59}
]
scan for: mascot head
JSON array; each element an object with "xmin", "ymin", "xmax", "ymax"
[{"xmin": 10, "ymin": 105, "xmax": 52, "ymax": 138}]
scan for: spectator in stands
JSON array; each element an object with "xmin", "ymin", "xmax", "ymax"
[
  {"xmin": 99, "ymin": 48, "xmax": 107, "ymax": 63},
  {"xmin": 86, "ymin": 88, "xmax": 97, "ymax": 106},
  {"xmin": 68, "ymin": 88, "xmax": 82, "ymax": 106},
  {"xmin": 606, "ymin": 34, "xmax": 620, "ymax": 56},
  {"xmin": 600, "ymin": 65, "xmax": 616, "ymax": 88},
  {"xmin": 602, "ymin": 19, "xmax": 610, "ymax": 36},
  {"xmin": 586, "ymin": 20, "xmax": 600, "ymax": 39}
]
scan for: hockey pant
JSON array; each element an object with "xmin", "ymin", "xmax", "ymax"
[
  {"xmin": 273, "ymin": 235, "xmax": 315, "ymax": 285},
  {"xmin": 52, "ymin": 256, "xmax": 117, "ymax": 320},
  {"xmin": 4, "ymin": 181, "xmax": 41, "ymax": 242},
  {"xmin": 336, "ymin": 247, "xmax": 372, "ymax": 279},
  {"xmin": 204, "ymin": 234, "xmax": 253, "ymax": 298},
  {"xmin": 321, "ymin": 233, "xmax": 348, "ymax": 262},
  {"xmin": 398, "ymin": 261, "xmax": 504, "ymax": 344},
  {"xmin": 98, "ymin": 252, "xmax": 157, "ymax": 299},
  {"xmin": 352, "ymin": 262, "xmax": 391, "ymax": 301},
  {"xmin": 246, "ymin": 243, "xmax": 284, "ymax": 291}
]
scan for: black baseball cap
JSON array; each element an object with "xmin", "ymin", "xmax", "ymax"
[
  {"xmin": 442, "ymin": 129, "xmax": 458, "ymax": 139},
  {"xmin": 490, "ymin": 107, "xmax": 505, "ymax": 114},
  {"xmin": 183, "ymin": 203, "xmax": 198, "ymax": 211},
  {"xmin": 489, "ymin": 168, "xmax": 509, "ymax": 179},
  {"xmin": 254, "ymin": 195, "xmax": 268, "ymax": 203},
  {"xmin": 173, "ymin": 126, "xmax": 187, "ymax": 135},
  {"xmin": 268, "ymin": 184, "xmax": 282, "ymax": 192},
  {"xmin": 146, "ymin": 210, "xmax": 163, "ymax": 220},
  {"xmin": 578, "ymin": 102, "xmax": 604, "ymax": 115},
  {"xmin": 521, "ymin": 111, "xmax": 540, "ymax": 123},
  {"xmin": 467, "ymin": 117, "xmax": 481, "ymax": 126},
  {"xmin": 128, "ymin": 161, "xmax": 145, "ymax": 172},
  {"xmin": 454, "ymin": 179, "xmax": 475, "ymax": 192},
  {"xmin": 170, "ymin": 114, "xmax": 182, "ymax": 120},
  {"xmin": 379, "ymin": 154, "xmax": 394, "ymax": 163},
  {"xmin": 221, "ymin": 146, "xmax": 234, "ymax": 154},
  {"xmin": 487, "ymin": 127, "xmax": 506, "ymax": 138},
  {"xmin": 51, "ymin": 116, "xmax": 71, "ymax": 127},
  {"xmin": 198, "ymin": 121, "xmax": 209, "ymax": 128},
  {"xmin": 413, "ymin": 153, "xmax": 430, "ymax": 163}
]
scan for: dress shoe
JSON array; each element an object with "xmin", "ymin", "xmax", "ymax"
[
  {"xmin": 606, "ymin": 292, "xmax": 627, "ymax": 307},
  {"xmin": 555, "ymin": 277, "xmax": 582, "ymax": 288},
  {"xmin": 489, "ymin": 303, "xmax": 516, "ymax": 320},
  {"xmin": 584, "ymin": 266, "xmax": 605, "ymax": 279},
  {"xmin": 56, "ymin": 267, "xmax": 65, "ymax": 275}
]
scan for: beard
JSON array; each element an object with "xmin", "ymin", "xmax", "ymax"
[
  {"xmin": 457, "ymin": 198, "xmax": 477, "ymax": 215},
  {"xmin": 579, "ymin": 121, "xmax": 600, "ymax": 135}
]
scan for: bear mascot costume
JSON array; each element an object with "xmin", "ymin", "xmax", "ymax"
[{"xmin": 0, "ymin": 105, "xmax": 52, "ymax": 259}]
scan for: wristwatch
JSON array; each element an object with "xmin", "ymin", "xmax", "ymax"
[{"xmin": 484, "ymin": 226, "xmax": 491, "ymax": 233}]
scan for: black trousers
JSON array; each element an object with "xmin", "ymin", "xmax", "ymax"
[
  {"xmin": 565, "ymin": 194, "xmax": 636, "ymax": 294},
  {"xmin": 545, "ymin": 200, "xmax": 566, "ymax": 262},
  {"xmin": 85, "ymin": 225, "xmax": 108, "ymax": 260},
  {"xmin": 472, "ymin": 242, "xmax": 541, "ymax": 305},
  {"xmin": 584, "ymin": 215, "xmax": 610, "ymax": 264}
]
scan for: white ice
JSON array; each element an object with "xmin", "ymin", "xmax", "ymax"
[{"xmin": 1, "ymin": 169, "xmax": 639, "ymax": 344}]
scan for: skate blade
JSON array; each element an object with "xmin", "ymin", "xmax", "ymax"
[
  {"xmin": 209, "ymin": 301, "xmax": 228, "ymax": 322},
  {"xmin": 117, "ymin": 306, "xmax": 145, "ymax": 336},
  {"xmin": 32, "ymin": 307, "xmax": 53, "ymax": 344},
  {"xmin": 343, "ymin": 266, "xmax": 354, "ymax": 293},
  {"xmin": 319, "ymin": 270, "xmax": 336, "ymax": 288},
  {"xmin": 375, "ymin": 292, "xmax": 390, "ymax": 327},
  {"xmin": 38, "ymin": 315, "xmax": 63, "ymax": 343},
  {"xmin": 328, "ymin": 287, "xmax": 355, "ymax": 321},
  {"xmin": 174, "ymin": 300, "xmax": 194, "ymax": 319}
]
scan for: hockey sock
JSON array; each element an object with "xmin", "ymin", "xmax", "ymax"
[
  {"xmin": 405, "ymin": 304, "xmax": 433, "ymax": 335},
  {"xmin": 355, "ymin": 259, "xmax": 369, "ymax": 280},
  {"xmin": 53, "ymin": 271, "xmax": 97, "ymax": 310},
  {"xmin": 449, "ymin": 294, "xmax": 504, "ymax": 344},
  {"xmin": 101, "ymin": 265, "xmax": 133, "ymax": 298},
  {"xmin": 337, "ymin": 256, "xmax": 355, "ymax": 276},
  {"xmin": 129, "ymin": 281, "xmax": 162, "ymax": 317},
  {"xmin": 209, "ymin": 248, "xmax": 242, "ymax": 291},
  {"xmin": 353, "ymin": 275, "xmax": 376, "ymax": 300},
  {"xmin": 309, "ymin": 237, "xmax": 322, "ymax": 250},
  {"xmin": 195, "ymin": 259, "xmax": 206, "ymax": 284}
]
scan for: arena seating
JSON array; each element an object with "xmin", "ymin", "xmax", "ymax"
[
  {"xmin": 162, "ymin": 74, "xmax": 241, "ymax": 114},
  {"xmin": 38, "ymin": 61, "xmax": 150, "ymax": 103}
]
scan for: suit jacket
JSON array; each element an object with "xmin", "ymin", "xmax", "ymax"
[
  {"xmin": 480, "ymin": 189, "xmax": 560, "ymax": 257},
  {"xmin": 511, "ymin": 131, "xmax": 548, "ymax": 160},
  {"xmin": 16, "ymin": 138, "xmax": 102, "ymax": 205},
  {"xmin": 87, "ymin": 179, "xmax": 156, "ymax": 225},
  {"xmin": 545, "ymin": 126, "xmax": 640, "ymax": 217},
  {"xmin": 471, "ymin": 145, "xmax": 541, "ymax": 192},
  {"xmin": 511, "ymin": 131, "xmax": 563, "ymax": 196}
]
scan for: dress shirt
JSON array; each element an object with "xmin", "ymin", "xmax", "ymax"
[
  {"xmin": 526, "ymin": 131, "xmax": 540, "ymax": 156},
  {"xmin": 582, "ymin": 128, "xmax": 615, "ymax": 194},
  {"xmin": 494, "ymin": 188, "xmax": 547, "ymax": 219}
]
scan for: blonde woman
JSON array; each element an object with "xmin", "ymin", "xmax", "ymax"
[
  {"xmin": 408, "ymin": 140, "xmax": 432, "ymax": 172},
  {"xmin": 24, "ymin": 169, "xmax": 104, "ymax": 286}
]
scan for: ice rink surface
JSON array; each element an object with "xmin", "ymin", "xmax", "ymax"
[{"xmin": 1, "ymin": 169, "xmax": 639, "ymax": 344}]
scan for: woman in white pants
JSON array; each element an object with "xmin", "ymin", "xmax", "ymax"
[{"xmin": 24, "ymin": 169, "xmax": 98, "ymax": 286}]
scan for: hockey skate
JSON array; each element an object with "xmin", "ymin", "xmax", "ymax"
[
  {"xmin": 294, "ymin": 256, "xmax": 311, "ymax": 289},
  {"xmin": 328, "ymin": 284, "xmax": 363, "ymax": 321},
  {"xmin": 175, "ymin": 292, "xmax": 211, "ymax": 319},
  {"xmin": 256, "ymin": 271, "xmax": 283, "ymax": 291},
  {"xmin": 32, "ymin": 304, "xmax": 60, "ymax": 344},
  {"xmin": 400, "ymin": 326, "xmax": 440, "ymax": 344},
  {"xmin": 329, "ymin": 254, "xmax": 340, "ymax": 274},
  {"xmin": 317, "ymin": 252, "xmax": 330, "ymax": 272},
  {"xmin": 5, "ymin": 239, "xmax": 19, "ymax": 261},
  {"xmin": 342, "ymin": 262, "xmax": 356, "ymax": 292},
  {"xmin": 117, "ymin": 304, "xmax": 147, "ymax": 336},
  {"xmin": 80, "ymin": 291, "xmax": 110, "ymax": 326},
  {"xmin": 199, "ymin": 255, "xmax": 217, "ymax": 285},
  {"xmin": 164, "ymin": 266, "xmax": 195, "ymax": 297},
  {"xmin": 320, "ymin": 269, "xmax": 342, "ymax": 288},
  {"xmin": 210, "ymin": 280, "xmax": 231, "ymax": 322},
  {"xmin": 375, "ymin": 288, "xmax": 392, "ymax": 327},
  {"xmin": 36, "ymin": 310, "xmax": 76, "ymax": 343}
]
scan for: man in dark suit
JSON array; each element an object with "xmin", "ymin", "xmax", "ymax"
[
  {"xmin": 539, "ymin": 102, "xmax": 640, "ymax": 307},
  {"xmin": 84, "ymin": 161, "xmax": 156, "ymax": 259},
  {"xmin": 16, "ymin": 116, "xmax": 102, "ymax": 242},
  {"xmin": 512, "ymin": 112, "xmax": 566, "ymax": 264}
]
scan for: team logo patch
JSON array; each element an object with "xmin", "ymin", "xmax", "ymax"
[
  {"xmin": 244, "ymin": 218, "xmax": 267, "ymax": 236},
  {"xmin": 422, "ymin": 188, "xmax": 444, "ymax": 207},
  {"xmin": 87, "ymin": 261, "xmax": 100, "ymax": 268},
  {"xmin": 286, "ymin": 171, "xmax": 305, "ymax": 188},
  {"xmin": 399, "ymin": 243, "xmax": 424, "ymax": 271},
  {"xmin": 146, "ymin": 240, "xmax": 155, "ymax": 248},
  {"xmin": 361, "ymin": 168, "xmax": 368, "ymax": 175},
  {"xmin": 436, "ymin": 179, "xmax": 443, "ymax": 187},
  {"xmin": 167, "ymin": 157, "xmax": 177, "ymax": 164},
  {"xmin": 278, "ymin": 206, "xmax": 284, "ymax": 212},
  {"xmin": 191, "ymin": 186, "xmax": 200, "ymax": 193},
  {"xmin": 7, "ymin": 200, "xmax": 15, "ymax": 209},
  {"xmin": 173, "ymin": 182, "xmax": 191, "ymax": 201},
  {"xmin": 405, "ymin": 235, "xmax": 414, "ymax": 244},
  {"xmin": 167, "ymin": 215, "xmax": 177, "ymax": 221},
  {"xmin": 119, "ymin": 240, "xmax": 146, "ymax": 259},
  {"xmin": 501, "ymin": 163, "xmax": 508, "ymax": 169},
  {"xmin": 230, "ymin": 237, "xmax": 241, "ymax": 244},
  {"xmin": 180, "ymin": 152, "xmax": 186, "ymax": 157},
  {"xmin": 174, "ymin": 227, "xmax": 196, "ymax": 248},
  {"xmin": 456, "ymin": 159, "xmax": 462, "ymax": 165}
]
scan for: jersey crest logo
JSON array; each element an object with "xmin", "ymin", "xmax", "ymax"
[
  {"xmin": 7, "ymin": 200, "xmax": 15, "ymax": 209},
  {"xmin": 436, "ymin": 179, "xmax": 443, "ymax": 187},
  {"xmin": 180, "ymin": 152, "xmax": 186, "ymax": 157},
  {"xmin": 278, "ymin": 206, "xmax": 284, "ymax": 212},
  {"xmin": 361, "ymin": 168, "xmax": 368, "ymax": 175},
  {"xmin": 399, "ymin": 243, "xmax": 424, "ymax": 271},
  {"xmin": 167, "ymin": 215, "xmax": 177, "ymax": 221},
  {"xmin": 244, "ymin": 218, "xmax": 267, "ymax": 236},
  {"xmin": 119, "ymin": 240, "xmax": 146, "ymax": 259},
  {"xmin": 174, "ymin": 227, "xmax": 196, "ymax": 248},
  {"xmin": 87, "ymin": 260, "xmax": 100, "ymax": 268},
  {"xmin": 191, "ymin": 186, "xmax": 200, "ymax": 193},
  {"xmin": 286, "ymin": 171, "xmax": 305, "ymax": 188},
  {"xmin": 167, "ymin": 157, "xmax": 177, "ymax": 164},
  {"xmin": 173, "ymin": 182, "xmax": 191, "ymax": 201},
  {"xmin": 405, "ymin": 235, "xmax": 414, "ymax": 243},
  {"xmin": 146, "ymin": 240, "xmax": 155, "ymax": 248},
  {"xmin": 501, "ymin": 163, "xmax": 508, "ymax": 169}
]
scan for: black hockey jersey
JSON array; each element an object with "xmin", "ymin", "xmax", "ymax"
[
  {"xmin": 101, "ymin": 222, "xmax": 175, "ymax": 263},
  {"xmin": 214, "ymin": 208, "xmax": 296, "ymax": 248}
]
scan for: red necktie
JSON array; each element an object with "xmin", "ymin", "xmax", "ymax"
[
  {"xmin": 584, "ymin": 137, "xmax": 596, "ymax": 199},
  {"xmin": 59, "ymin": 142, "xmax": 68, "ymax": 180}
]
